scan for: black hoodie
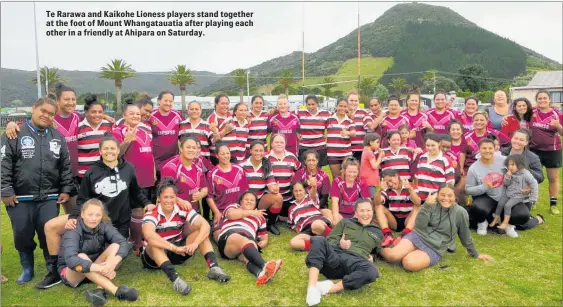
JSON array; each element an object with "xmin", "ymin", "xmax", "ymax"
[{"xmin": 69, "ymin": 158, "xmax": 150, "ymax": 226}]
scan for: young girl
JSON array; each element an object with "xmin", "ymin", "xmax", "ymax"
[
  {"xmin": 288, "ymin": 181, "xmax": 333, "ymax": 251},
  {"xmin": 330, "ymin": 157, "xmax": 371, "ymax": 224},
  {"xmin": 490, "ymin": 154, "xmax": 539, "ymax": 236},
  {"xmin": 399, "ymin": 124, "xmax": 418, "ymax": 149},
  {"xmin": 58, "ymin": 199, "xmax": 138, "ymax": 305},
  {"xmin": 360, "ymin": 133, "xmax": 384, "ymax": 196}
]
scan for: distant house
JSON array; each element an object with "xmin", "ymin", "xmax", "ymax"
[{"xmin": 510, "ymin": 71, "xmax": 563, "ymax": 106}]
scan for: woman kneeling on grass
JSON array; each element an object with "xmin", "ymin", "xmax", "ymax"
[
  {"xmin": 381, "ymin": 185, "xmax": 494, "ymax": 272},
  {"xmin": 141, "ymin": 178, "xmax": 230, "ymax": 296},
  {"xmin": 288, "ymin": 181, "xmax": 333, "ymax": 251},
  {"xmin": 216, "ymin": 191, "xmax": 283, "ymax": 286},
  {"xmin": 305, "ymin": 198, "xmax": 382, "ymax": 307},
  {"xmin": 58, "ymin": 199, "xmax": 138, "ymax": 305}
]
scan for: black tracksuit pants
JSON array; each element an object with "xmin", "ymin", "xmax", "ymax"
[{"xmin": 6, "ymin": 200, "xmax": 58, "ymax": 253}]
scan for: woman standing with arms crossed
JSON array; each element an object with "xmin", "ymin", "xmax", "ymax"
[
  {"xmin": 148, "ymin": 91, "xmax": 184, "ymax": 170},
  {"xmin": 268, "ymin": 95, "xmax": 300, "ymax": 157},
  {"xmin": 296, "ymin": 95, "xmax": 331, "ymax": 166},
  {"xmin": 325, "ymin": 98, "xmax": 356, "ymax": 178}
]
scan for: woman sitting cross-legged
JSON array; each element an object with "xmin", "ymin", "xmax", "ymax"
[
  {"xmin": 216, "ymin": 191, "xmax": 283, "ymax": 286},
  {"xmin": 381, "ymin": 185, "xmax": 494, "ymax": 272},
  {"xmin": 288, "ymin": 181, "xmax": 333, "ymax": 251},
  {"xmin": 304, "ymin": 198, "xmax": 382, "ymax": 307},
  {"xmin": 58, "ymin": 199, "xmax": 138, "ymax": 306},
  {"xmin": 141, "ymin": 178, "xmax": 230, "ymax": 296}
]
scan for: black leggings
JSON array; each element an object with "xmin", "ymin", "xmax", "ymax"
[{"xmin": 470, "ymin": 194, "xmax": 538, "ymax": 231}]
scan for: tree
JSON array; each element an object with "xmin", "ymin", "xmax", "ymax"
[
  {"xmin": 333, "ymin": 90, "xmax": 344, "ymax": 98},
  {"xmin": 277, "ymin": 69, "xmax": 296, "ymax": 96},
  {"xmin": 310, "ymin": 87, "xmax": 322, "ymax": 95},
  {"xmin": 373, "ymin": 84, "xmax": 390, "ymax": 102},
  {"xmin": 420, "ymin": 69, "xmax": 437, "ymax": 82},
  {"xmin": 321, "ymin": 77, "xmax": 337, "ymax": 97},
  {"xmin": 359, "ymin": 77, "xmax": 377, "ymax": 97},
  {"xmin": 455, "ymin": 64, "xmax": 490, "ymax": 93},
  {"xmin": 388, "ymin": 77, "xmax": 409, "ymax": 97},
  {"xmin": 169, "ymin": 65, "xmax": 195, "ymax": 114},
  {"xmin": 231, "ymin": 69, "xmax": 247, "ymax": 103},
  {"xmin": 422, "ymin": 76, "xmax": 458, "ymax": 93},
  {"xmin": 271, "ymin": 85, "xmax": 285, "ymax": 96},
  {"xmin": 31, "ymin": 66, "xmax": 67, "ymax": 94},
  {"xmin": 99, "ymin": 59, "xmax": 136, "ymax": 117}
]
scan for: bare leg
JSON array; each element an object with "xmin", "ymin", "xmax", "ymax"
[
  {"xmin": 547, "ymin": 168, "xmax": 560, "ymax": 200},
  {"xmin": 320, "ymin": 209, "xmax": 333, "ymax": 224},
  {"xmin": 380, "ymin": 237, "xmax": 417, "ymax": 262},
  {"xmin": 329, "ymin": 165, "xmax": 341, "ymax": 180},
  {"xmin": 45, "ymin": 214, "xmax": 70, "ymax": 255},
  {"xmin": 310, "ymin": 220, "xmax": 328, "ymax": 235},
  {"xmin": 401, "ymin": 250, "xmax": 431, "ymax": 272},
  {"xmin": 257, "ymin": 193, "xmax": 283, "ymax": 211},
  {"xmin": 62, "ymin": 196, "xmax": 76, "ymax": 215},
  {"xmin": 404, "ymin": 207, "xmax": 420, "ymax": 230},
  {"xmin": 498, "ymin": 215, "xmax": 511, "ymax": 230},
  {"xmin": 289, "ymin": 233, "xmax": 312, "ymax": 251},
  {"xmin": 376, "ymin": 205, "xmax": 398, "ymax": 230}
]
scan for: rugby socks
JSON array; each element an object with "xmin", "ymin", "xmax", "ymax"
[
  {"xmin": 246, "ymin": 262, "xmax": 261, "ymax": 277},
  {"xmin": 322, "ymin": 225, "xmax": 332, "ymax": 237},
  {"xmin": 204, "ymin": 252, "xmax": 219, "ymax": 269},
  {"xmin": 268, "ymin": 207, "xmax": 281, "ymax": 226},
  {"xmin": 129, "ymin": 217, "xmax": 143, "ymax": 250},
  {"xmin": 382, "ymin": 228, "xmax": 392, "ymax": 237},
  {"xmin": 550, "ymin": 197, "xmax": 557, "ymax": 207},
  {"xmin": 160, "ymin": 261, "xmax": 179, "ymax": 282},
  {"xmin": 242, "ymin": 243, "xmax": 265, "ymax": 268},
  {"xmin": 304, "ymin": 239, "xmax": 311, "ymax": 251}
]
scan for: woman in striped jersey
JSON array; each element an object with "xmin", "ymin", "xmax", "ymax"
[
  {"xmin": 266, "ymin": 134, "xmax": 302, "ymax": 234},
  {"xmin": 148, "ymin": 91, "xmax": 184, "ymax": 170},
  {"xmin": 447, "ymin": 120, "xmax": 469, "ymax": 205},
  {"xmin": 239, "ymin": 141, "xmax": 284, "ymax": 233},
  {"xmin": 463, "ymin": 111, "xmax": 510, "ymax": 170},
  {"xmin": 288, "ymin": 181, "xmax": 333, "ymax": 252},
  {"xmin": 326, "ymin": 98, "xmax": 356, "ymax": 179},
  {"xmin": 207, "ymin": 95, "xmax": 233, "ymax": 165},
  {"xmin": 178, "ymin": 101, "xmax": 215, "ymax": 161},
  {"xmin": 414, "ymin": 133, "xmax": 456, "ymax": 202},
  {"xmin": 216, "ymin": 192, "xmax": 283, "ymax": 286},
  {"xmin": 330, "ymin": 157, "xmax": 371, "ymax": 224},
  {"xmin": 292, "ymin": 150, "xmax": 331, "ymax": 210},
  {"xmin": 401, "ymin": 92, "xmax": 433, "ymax": 148},
  {"xmin": 296, "ymin": 95, "xmax": 331, "ymax": 166},
  {"xmin": 217, "ymin": 103, "xmax": 250, "ymax": 163},
  {"xmin": 346, "ymin": 91, "xmax": 372, "ymax": 161},
  {"xmin": 380, "ymin": 96, "xmax": 410, "ymax": 148},
  {"xmin": 366, "ymin": 97, "xmax": 384, "ymax": 137},
  {"xmin": 268, "ymin": 95, "xmax": 300, "ymax": 157},
  {"xmin": 425, "ymin": 91, "xmax": 461, "ymax": 135},
  {"xmin": 247, "ymin": 96, "xmax": 270, "ymax": 153},
  {"xmin": 76, "ymin": 94, "xmax": 113, "ymax": 178},
  {"xmin": 380, "ymin": 131, "xmax": 415, "ymax": 181}
]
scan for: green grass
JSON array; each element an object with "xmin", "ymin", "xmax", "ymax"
[{"xmin": 1, "ymin": 167, "xmax": 562, "ymax": 306}]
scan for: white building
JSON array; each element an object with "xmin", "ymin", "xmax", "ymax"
[{"xmin": 510, "ymin": 71, "xmax": 563, "ymax": 106}]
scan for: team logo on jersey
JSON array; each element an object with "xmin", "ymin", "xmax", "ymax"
[
  {"xmin": 52, "ymin": 122, "xmax": 58, "ymax": 129},
  {"xmin": 532, "ymin": 113, "xmax": 537, "ymax": 118},
  {"xmin": 21, "ymin": 136, "xmax": 35, "ymax": 149},
  {"xmin": 152, "ymin": 119, "xmax": 158, "ymax": 125},
  {"xmin": 49, "ymin": 140, "xmax": 61, "ymax": 158},
  {"xmin": 216, "ymin": 178, "xmax": 222, "ymax": 185},
  {"xmin": 95, "ymin": 176, "xmax": 127, "ymax": 197},
  {"xmin": 180, "ymin": 176, "xmax": 187, "ymax": 183}
]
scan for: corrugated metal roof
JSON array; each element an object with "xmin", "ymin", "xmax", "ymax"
[{"xmin": 528, "ymin": 71, "xmax": 563, "ymax": 87}]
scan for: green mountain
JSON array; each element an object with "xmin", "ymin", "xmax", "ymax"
[
  {"xmin": 200, "ymin": 2, "xmax": 560, "ymax": 94},
  {"xmin": 1, "ymin": 68, "xmax": 219, "ymax": 106}
]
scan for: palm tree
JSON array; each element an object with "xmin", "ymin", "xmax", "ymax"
[
  {"xmin": 169, "ymin": 65, "xmax": 196, "ymax": 114},
  {"xmin": 31, "ymin": 66, "xmax": 66, "ymax": 94},
  {"xmin": 359, "ymin": 77, "xmax": 377, "ymax": 97},
  {"xmin": 99, "ymin": 59, "xmax": 136, "ymax": 116},
  {"xmin": 277, "ymin": 69, "xmax": 296, "ymax": 96},
  {"xmin": 231, "ymin": 69, "xmax": 248, "ymax": 103},
  {"xmin": 389, "ymin": 77, "xmax": 409, "ymax": 97},
  {"xmin": 321, "ymin": 77, "xmax": 336, "ymax": 97},
  {"xmin": 420, "ymin": 69, "xmax": 437, "ymax": 82}
]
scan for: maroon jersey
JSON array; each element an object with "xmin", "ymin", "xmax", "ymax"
[
  {"xmin": 268, "ymin": 113, "xmax": 300, "ymax": 157},
  {"xmin": 529, "ymin": 108, "xmax": 563, "ymax": 151},
  {"xmin": 149, "ymin": 110, "xmax": 183, "ymax": 169},
  {"xmin": 425, "ymin": 108, "xmax": 460, "ymax": 134},
  {"xmin": 401, "ymin": 110, "xmax": 428, "ymax": 148},
  {"xmin": 330, "ymin": 176, "xmax": 370, "ymax": 218},
  {"xmin": 292, "ymin": 168, "xmax": 331, "ymax": 198},
  {"xmin": 161, "ymin": 156, "xmax": 208, "ymax": 213},
  {"xmin": 53, "ymin": 112, "xmax": 81, "ymax": 176},
  {"xmin": 380, "ymin": 115, "xmax": 410, "ymax": 148},
  {"xmin": 207, "ymin": 165, "xmax": 249, "ymax": 212},
  {"xmin": 112, "ymin": 123, "xmax": 155, "ymax": 188}
]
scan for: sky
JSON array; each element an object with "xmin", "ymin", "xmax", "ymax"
[{"xmin": 1, "ymin": 0, "xmax": 562, "ymax": 76}]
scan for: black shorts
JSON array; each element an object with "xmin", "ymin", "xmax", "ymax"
[
  {"xmin": 299, "ymin": 148, "xmax": 328, "ymax": 167},
  {"xmin": 352, "ymin": 151, "xmax": 362, "ymax": 161},
  {"xmin": 217, "ymin": 229, "xmax": 254, "ymax": 260},
  {"xmin": 531, "ymin": 148, "xmax": 562, "ymax": 169},
  {"xmin": 328, "ymin": 158, "xmax": 345, "ymax": 165},
  {"xmin": 299, "ymin": 217, "xmax": 332, "ymax": 235},
  {"xmin": 141, "ymin": 238, "xmax": 190, "ymax": 269},
  {"xmin": 394, "ymin": 216, "xmax": 407, "ymax": 232},
  {"xmin": 133, "ymin": 187, "xmax": 156, "ymax": 208}
]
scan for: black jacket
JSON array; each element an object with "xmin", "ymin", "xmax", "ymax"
[
  {"xmin": 70, "ymin": 158, "xmax": 150, "ymax": 226},
  {"xmin": 501, "ymin": 146, "xmax": 544, "ymax": 184},
  {"xmin": 58, "ymin": 219, "xmax": 130, "ymax": 273},
  {"xmin": 1, "ymin": 121, "xmax": 73, "ymax": 201}
]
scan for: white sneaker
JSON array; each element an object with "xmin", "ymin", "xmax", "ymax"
[
  {"xmin": 505, "ymin": 225, "xmax": 519, "ymax": 238},
  {"xmin": 316, "ymin": 280, "xmax": 333, "ymax": 296},
  {"xmin": 477, "ymin": 221, "xmax": 488, "ymax": 235},
  {"xmin": 306, "ymin": 287, "xmax": 321, "ymax": 306}
]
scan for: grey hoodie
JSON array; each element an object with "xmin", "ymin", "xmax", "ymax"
[
  {"xmin": 465, "ymin": 158, "xmax": 506, "ymax": 202},
  {"xmin": 504, "ymin": 169, "xmax": 538, "ymax": 202}
]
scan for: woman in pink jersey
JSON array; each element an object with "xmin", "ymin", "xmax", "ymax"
[
  {"xmin": 115, "ymin": 96, "xmax": 154, "ymax": 128},
  {"xmin": 207, "ymin": 95, "xmax": 233, "ymax": 165},
  {"xmin": 463, "ymin": 111, "xmax": 510, "ymax": 170},
  {"xmin": 178, "ymin": 101, "xmax": 215, "ymax": 161},
  {"xmin": 248, "ymin": 95, "xmax": 270, "ymax": 153},
  {"xmin": 296, "ymin": 95, "xmax": 331, "ymax": 166},
  {"xmin": 207, "ymin": 143, "xmax": 249, "ymax": 235},
  {"xmin": 266, "ymin": 134, "xmax": 302, "ymax": 234},
  {"xmin": 216, "ymin": 191, "xmax": 282, "ymax": 286},
  {"xmin": 401, "ymin": 92, "xmax": 433, "ymax": 148},
  {"xmin": 268, "ymin": 95, "xmax": 300, "ymax": 156},
  {"xmin": 458, "ymin": 96, "xmax": 480, "ymax": 131},
  {"xmin": 161, "ymin": 137, "xmax": 208, "ymax": 214},
  {"xmin": 380, "ymin": 96, "xmax": 410, "ymax": 148},
  {"xmin": 330, "ymin": 157, "xmax": 371, "ymax": 224},
  {"xmin": 501, "ymin": 98, "xmax": 533, "ymax": 138},
  {"xmin": 529, "ymin": 90, "xmax": 563, "ymax": 215},
  {"xmin": 288, "ymin": 181, "xmax": 333, "ymax": 252},
  {"xmin": 380, "ymin": 131, "xmax": 415, "ymax": 181},
  {"xmin": 445, "ymin": 120, "xmax": 469, "ymax": 205},
  {"xmin": 216, "ymin": 103, "xmax": 250, "ymax": 163},
  {"xmin": 346, "ymin": 91, "xmax": 372, "ymax": 161},
  {"xmin": 148, "ymin": 91, "xmax": 184, "ymax": 170},
  {"xmin": 326, "ymin": 98, "xmax": 356, "ymax": 178},
  {"xmin": 425, "ymin": 91, "xmax": 460, "ymax": 135},
  {"xmin": 292, "ymin": 150, "xmax": 331, "ymax": 209}
]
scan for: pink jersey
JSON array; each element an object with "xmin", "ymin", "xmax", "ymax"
[
  {"xmin": 297, "ymin": 109, "xmax": 330, "ymax": 149},
  {"xmin": 530, "ymin": 108, "xmax": 563, "ymax": 151},
  {"xmin": 161, "ymin": 156, "xmax": 207, "ymax": 213},
  {"xmin": 292, "ymin": 167, "xmax": 331, "ymax": 198},
  {"xmin": 464, "ymin": 128, "xmax": 510, "ymax": 168},
  {"xmin": 326, "ymin": 114, "xmax": 355, "ymax": 161},
  {"xmin": 149, "ymin": 110, "xmax": 183, "ymax": 168},
  {"xmin": 221, "ymin": 118, "xmax": 250, "ymax": 162},
  {"xmin": 458, "ymin": 112, "xmax": 494, "ymax": 132},
  {"xmin": 267, "ymin": 151, "xmax": 301, "ymax": 202},
  {"xmin": 425, "ymin": 108, "xmax": 460, "ymax": 134},
  {"xmin": 178, "ymin": 119, "xmax": 214, "ymax": 158},
  {"xmin": 206, "ymin": 165, "xmax": 249, "ymax": 212},
  {"xmin": 401, "ymin": 110, "xmax": 428, "ymax": 148},
  {"xmin": 112, "ymin": 123, "xmax": 155, "ymax": 188},
  {"xmin": 330, "ymin": 177, "xmax": 370, "ymax": 218},
  {"xmin": 248, "ymin": 111, "xmax": 270, "ymax": 147},
  {"xmin": 349, "ymin": 109, "xmax": 372, "ymax": 152},
  {"xmin": 380, "ymin": 115, "xmax": 410, "ymax": 148},
  {"xmin": 268, "ymin": 113, "xmax": 300, "ymax": 156},
  {"xmin": 53, "ymin": 112, "xmax": 81, "ymax": 176},
  {"xmin": 401, "ymin": 139, "xmax": 418, "ymax": 149}
]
